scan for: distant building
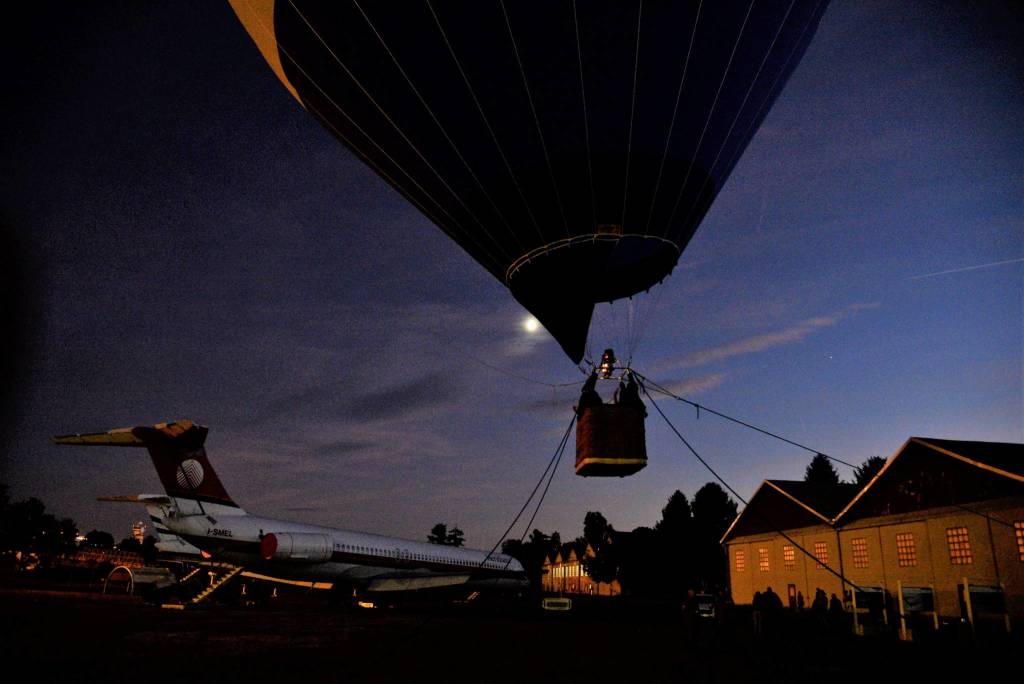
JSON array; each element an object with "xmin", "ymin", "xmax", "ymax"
[
  {"xmin": 131, "ymin": 521, "xmax": 146, "ymax": 543},
  {"xmin": 722, "ymin": 438, "xmax": 1023, "ymax": 630},
  {"xmin": 542, "ymin": 542, "xmax": 621, "ymax": 596}
]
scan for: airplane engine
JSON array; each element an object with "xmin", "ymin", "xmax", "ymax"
[{"xmin": 259, "ymin": 532, "xmax": 332, "ymax": 563}]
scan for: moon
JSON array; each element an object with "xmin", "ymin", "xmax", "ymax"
[{"xmin": 523, "ymin": 316, "xmax": 541, "ymax": 334}]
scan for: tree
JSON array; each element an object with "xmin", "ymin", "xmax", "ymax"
[
  {"xmin": 691, "ymin": 483, "xmax": 739, "ymax": 589},
  {"xmin": 804, "ymin": 453, "xmax": 841, "ymax": 487},
  {"xmin": 141, "ymin": 535, "xmax": 158, "ymax": 564},
  {"xmin": 502, "ymin": 528, "xmax": 559, "ymax": 590},
  {"xmin": 427, "ymin": 523, "xmax": 448, "ymax": 545},
  {"xmin": 656, "ymin": 490, "xmax": 692, "ymax": 538},
  {"xmin": 615, "ymin": 526, "xmax": 660, "ymax": 597},
  {"xmin": 582, "ymin": 538, "xmax": 618, "ymax": 585},
  {"xmin": 692, "ymin": 483, "xmax": 738, "ymax": 541},
  {"xmin": 2, "ymin": 496, "xmax": 76, "ymax": 556},
  {"xmin": 83, "ymin": 530, "xmax": 115, "ymax": 549},
  {"xmin": 583, "ymin": 511, "xmax": 610, "ymax": 550},
  {"xmin": 428, "ymin": 523, "xmax": 465, "ymax": 546},
  {"xmin": 656, "ymin": 491, "xmax": 694, "ymax": 597},
  {"xmin": 445, "ymin": 526, "xmax": 465, "ymax": 547},
  {"xmin": 118, "ymin": 537, "xmax": 142, "ymax": 553},
  {"xmin": 580, "ymin": 511, "xmax": 616, "ymax": 585},
  {"xmin": 854, "ymin": 456, "xmax": 886, "ymax": 487}
]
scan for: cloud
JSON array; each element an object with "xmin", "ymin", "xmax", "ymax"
[
  {"xmin": 666, "ymin": 303, "xmax": 879, "ymax": 370},
  {"xmin": 344, "ymin": 372, "xmax": 457, "ymax": 422},
  {"xmin": 656, "ymin": 374, "xmax": 727, "ymax": 397},
  {"xmin": 314, "ymin": 439, "xmax": 372, "ymax": 457},
  {"xmin": 246, "ymin": 371, "xmax": 460, "ymax": 427}
]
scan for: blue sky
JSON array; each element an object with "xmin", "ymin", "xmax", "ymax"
[{"xmin": 2, "ymin": 1, "xmax": 1020, "ymax": 547}]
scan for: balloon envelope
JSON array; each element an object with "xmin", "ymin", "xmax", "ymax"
[{"xmin": 231, "ymin": 0, "xmax": 829, "ymax": 363}]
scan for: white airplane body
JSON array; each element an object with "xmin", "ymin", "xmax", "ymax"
[{"xmin": 56, "ymin": 420, "xmax": 527, "ymax": 594}]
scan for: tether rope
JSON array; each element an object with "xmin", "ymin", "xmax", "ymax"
[
  {"xmin": 634, "ymin": 371, "xmax": 857, "ymax": 470},
  {"xmin": 641, "ymin": 381, "xmax": 862, "ymax": 591},
  {"xmin": 481, "ymin": 412, "xmax": 576, "ymax": 570}
]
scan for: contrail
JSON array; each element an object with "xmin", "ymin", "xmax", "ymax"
[{"xmin": 908, "ymin": 257, "xmax": 1024, "ymax": 280}]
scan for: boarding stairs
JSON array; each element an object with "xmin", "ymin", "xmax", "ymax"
[{"xmin": 161, "ymin": 563, "xmax": 244, "ymax": 610}]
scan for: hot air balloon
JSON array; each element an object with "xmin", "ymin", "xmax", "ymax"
[{"xmin": 230, "ymin": 0, "xmax": 829, "ymax": 365}]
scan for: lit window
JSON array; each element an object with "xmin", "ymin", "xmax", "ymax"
[
  {"xmin": 851, "ymin": 538, "xmax": 869, "ymax": 569},
  {"xmin": 946, "ymin": 527, "xmax": 972, "ymax": 565},
  {"xmin": 896, "ymin": 532, "xmax": 917, "ymax": 567},
  {"xmin": 783, "ymin": 545, "xmax": 795, "ymax": 571},
  {"xmin": 735, "ymin": 549, "xmax": 746, "ymax": 572},
  {"xmin": 758, "ymin": 547, "xmax": 770, "ymax": 572},
  {"xmin": 814, "ymin": 542, "xmax": 828, "ymax": 569},
  {"xmin": 1016, "ymin": 522, "xmax": 1024, "ymax": 562}
]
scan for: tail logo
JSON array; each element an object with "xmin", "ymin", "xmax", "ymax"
[{"xmin": 175, "ymin": 458, "xmax": 205, "ymax": 490}]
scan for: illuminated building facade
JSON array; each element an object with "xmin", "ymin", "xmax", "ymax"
[
  {"xmin": 542, "ymin": 543, "xmax": 621, "ymax": 596},
  {"xmin": 722, "ymin": 438, "xmax": 1024, "ymax": 631}
]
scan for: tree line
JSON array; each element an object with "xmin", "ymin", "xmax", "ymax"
[
  {"xmin": 499, "ymin": 452, "xmax": 885, "ymax": 597},
  {"xmin": 0, "ymin": 483, "xmax": 155, "ymax": 566}
]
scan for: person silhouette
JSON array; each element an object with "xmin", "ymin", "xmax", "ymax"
[
  {"xmin": 615, "ymin": 371, "xmax": 646, "ymax": 415},
  {"xmin": 578, "ymin": 370, "xmax": 602, "ymax": 410}
]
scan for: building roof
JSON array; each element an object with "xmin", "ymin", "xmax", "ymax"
[
  {"xmin": 911, "ymin": 437, "xmax": 1024, "ymax": 478},
  {"xmin": 834, "ymin": 437, "xmax": 1024, "ymax": 524},
  {"xmin": 722, "ymin": 437, "xmax": 1023, "ymax": 543},
  {"xmin": 720, "ymin": 480, "xmax": 855, "ymax": 543},
  {"xmin": 767, "ymin": 480, "xmax": 858, "ymax": 519}
]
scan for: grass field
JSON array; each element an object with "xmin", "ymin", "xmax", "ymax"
[{"xmin": 0, "ymin": 585, "xmax": 1017, "ymax": 683}]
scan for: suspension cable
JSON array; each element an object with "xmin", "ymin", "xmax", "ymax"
[
  {"xmin": 240, "ymin": 1, "xmax": 506, "ymax": 275},
  {"xmin": 663, "ymin": 0, "xmax": 756, "ymax": 238},
  {"xmin": 351, "ymin": 0, "xmax": 523, "ymax": 252},
  {"xmin": 644, "ymin": 0, "xmax": 703, "ymax": 233},
  {"xmin": 285, "ymin": 0, "xmax": 515, "ymax": 265},
  {"xmin": 678, "ymin": 0, "xmax": 797, "ymax": 229},
  {"xmin": 571, "ymin": 0, "xmax": 597, "ymax": 229},
  {"xmin": 499, "ymin": 0, "xmax": 569, "ymax": 237},
  {"xmin": 427, "ymin": 0, "xmax": 545, "ymax": 242},
  {"xmin": 620, "ymin": 0, "xmax": 644, "ymax": 229}
]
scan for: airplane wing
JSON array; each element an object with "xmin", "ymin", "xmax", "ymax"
[
  {"xmin": 97, "ymin": 494, "xmax": 171, "ymax": 504},
  {"xmin": 366, "ymin": 574, "xmax": 472, "ymax": 592}
]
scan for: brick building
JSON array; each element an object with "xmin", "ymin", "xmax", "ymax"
[{"xmin": 542, "ymin": 542, "xmax": 621, "ymax": 596}]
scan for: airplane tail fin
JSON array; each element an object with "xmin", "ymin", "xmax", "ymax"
[{"xmin": 55, "ymin": 420, "xmax": 244, "ymax": 514}]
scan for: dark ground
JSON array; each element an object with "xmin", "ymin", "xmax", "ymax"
[{"xmin": 0, "ymin": 582, "xmax": 1017, "ymax": 683}]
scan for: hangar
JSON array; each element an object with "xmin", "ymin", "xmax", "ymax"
[{"xmin": 722, "ymin": 438, "xmax": 1024, "ymax": 634}]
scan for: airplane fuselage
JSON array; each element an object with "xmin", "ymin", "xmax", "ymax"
[{"xmin": 155, "ymin": 500, "xmax": 525, "ymax": 591}]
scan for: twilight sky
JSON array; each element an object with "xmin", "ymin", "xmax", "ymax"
[{"xmin": 2, "ymin": 1, "xmax": 1021, "ymax": 547}]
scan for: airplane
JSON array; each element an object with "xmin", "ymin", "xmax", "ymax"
[
  {"xmin": 96, "ymin": 494, "xmax": 205, "ymax": 558},
  {"xmin": 54, "ymin": 419, "xmax": 528, "ymax": 598}
]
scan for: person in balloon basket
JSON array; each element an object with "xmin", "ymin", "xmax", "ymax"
[
  {"xmin": 578, "ymin": 370, "xmax": 602, "ymax": 410},
  {"xmin": 615, "ymin": 371, "xmax": 646, "ymax": 416}
]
